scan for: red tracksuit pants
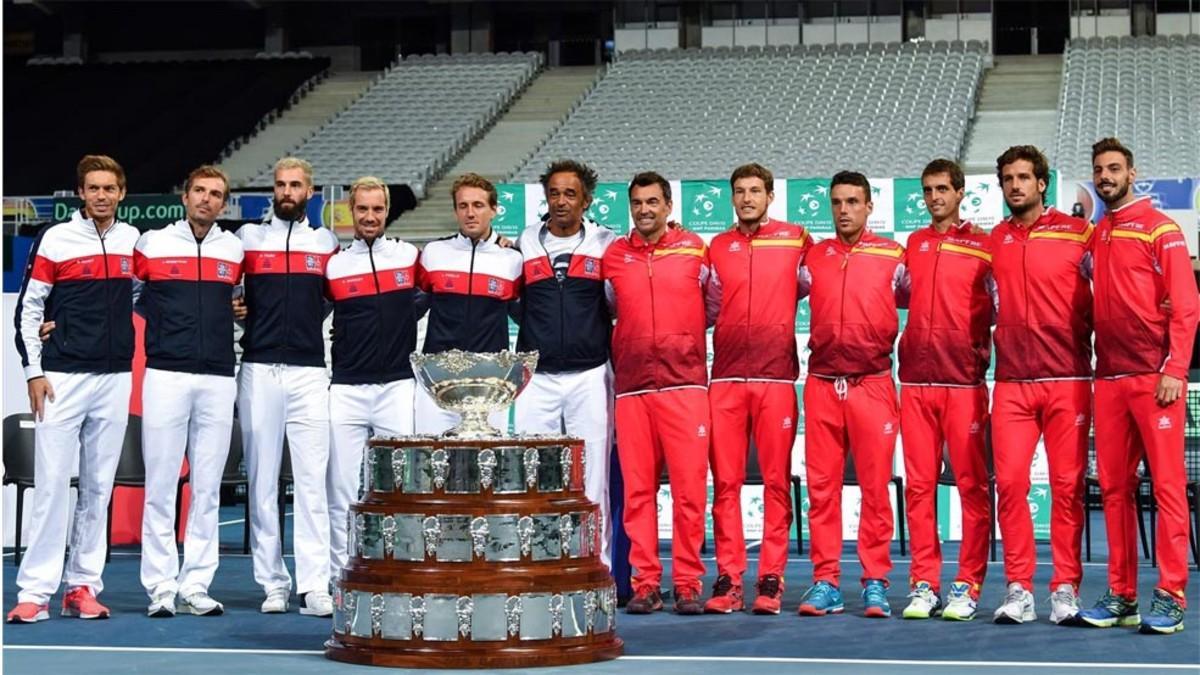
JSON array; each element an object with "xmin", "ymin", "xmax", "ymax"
[
  {"xmin": 804, "ymin": 374, "xmax": 898, "ymax": 587},
  {"xmin": 1095, "ymin": 374, "xmax": 1189, "ymax": 604},
  {"xmin": 900, "ymin": 385, "xmax": 991, "ymax": 593},
  {"xmin": 615, "ymin": 388, "xmax": 711, "ymax": 595},
  {"xmin": 709, "ymin": 381, "xmax": 797, "ymax": 580},
  {"xmin": 992, "ymin": 380, "xmax": 1090, "ymax": 592}
]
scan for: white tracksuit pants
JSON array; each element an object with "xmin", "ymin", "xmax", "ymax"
[
  {"xmin": 15, "ymin": 371, "xmax": 131, "ymax": 605},
  {"xmin": 237, "ymin": 362, "xmax": 331, "ymax": 597},
  {"xmin": 414, "ymin": 383, "xmax": 508, "ymax": 435},
  {"xmin": 139, "ymin": 368, "xmax": 235, "ymax": 598},
  {"xmin": 513, "ymin": 363, "xmax": 614, "ymax": 568},
  {"xmin": 327, "ymin": 378, "xmax": 415, "ymax": 577}
]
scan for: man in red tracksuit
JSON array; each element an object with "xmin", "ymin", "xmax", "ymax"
[
  {"xmin": 797, "ymin": 171, "xmax": 906, "ymax": 619},
  {"xmin": 705, "ymin": 163, "xmax": 811, "ymax": 615},
  {"xmin": 1078, "ymin": 138, "xmax": 1198, "ymax": 635},
  {"xmin": 604, "ymin": 171, "xmax": 712, "ymax": 616},
  {"xmin": 989, "ymin": 145, "xmax": 1093, "ymax": 626},
  {"xmin": 897, "ymin": 159, "xmax": 996, "ymax": 622}
]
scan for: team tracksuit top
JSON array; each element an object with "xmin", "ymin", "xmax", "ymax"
[
  {"xmin": 515, "ymin": 220, "xmax": 616, "ymax": 373},
  {"xmin": 708, "ymin": 219, "xmax": 812, "ymax": 382},
  {"xmin": 1093, "ymin": 196, "xmax": 1198, "ymax": 379},
  {"xmin": 418, "ymin": 229, "xmax": 522, "ymax": 354},
  {"xmin": 237, "ymin": 215, "xmax": 339, "ymax": 368},
  {"xmin": 602, "ymin": 227, "xmax": 711, "ymax": 396},
  {"xmin": 898, "ymin": 223, "xmax": 996, "ymax": 386},
  {"xmin": 133, "ymin": 220, "xmax": 244, "ymax": 377},
  {"xmin": 989, "ymin": 208, "xmax": 1094, "ymax": 381},
  {"xmin": 324, "ymin": 236, "xmax": 423, "ymax": 385},
  {"xmin": 800, "ymin": 230, "xmax": 906, "ymax": 377},
  {"xmin": 16, "ymin": 209, "xmax": 139, "ymax": 379}
]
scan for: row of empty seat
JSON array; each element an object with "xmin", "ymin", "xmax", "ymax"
[
  {"xmin": 512, "ymin": 41, "xmax": 985, "ymax": 183},
  {"xmin": 617, "ymin": 38, "xmax": 989, "ymax": 61},
  {"xmin": 1053, "ymin": 34, "xmax": 1200, "ymax": 178}
]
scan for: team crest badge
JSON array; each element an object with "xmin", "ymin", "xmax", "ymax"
[
  {"xmin": 584, "ymin": 258, "xmax": 597, "ymax": 275},
  {"xmin": 487, "ymin": 278, "xmax": 500, "ymax": 295},
  {"xmin": 394, "ymin": 270, "xmax": 408, "ymax": 286},
  {"xmin": 919, "ymin": 241, "xmax": 930, "ymax": 252},
  {"xmin": 119, "ymin": 257, "xmax": 131, "ymax": 275},
  {"xmin": 216, "ymin": 262, "xmax": 231, "ymax": 279},
  {"xmin": 305, "ymin": 254, "xmax": 318, "ymax": 270}
]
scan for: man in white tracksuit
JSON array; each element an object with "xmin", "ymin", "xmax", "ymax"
[
  {"xmin": 325, "ymin": 177, "xmax": 424, "ymax": 576},
  {"xmin": 9, "ymin": 155, "xmax": 139, "ymax": 623},
  {"xmin": 236, "ymin": 157, "xmax": 339, "ymax": 616},
  {"xmin": 135, "ymin": 165, "xmax": 244, "ymax": 617}
]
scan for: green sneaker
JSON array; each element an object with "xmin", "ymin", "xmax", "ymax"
[
  {"xmin": 1078, "ymin": 589, "xmax": 1140, "ymax": 628},
  {"xmin": 1139, "ymin": 589, "xmax": 1185, "ymax": 635},
  {"xmin": 902, "ymin": 581, "xmax": 941, "ymax": 619}
]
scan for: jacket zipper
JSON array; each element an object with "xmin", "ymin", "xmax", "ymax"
[
  {"xmin": 467, "ymin": 237, "xmax": 478, "ymax": 335},
  {"xmin": 647, "ymin": 243, "xmax": 657, "ymax": 386},
  {"xmin": 284, "ymin": 221, "xmax": 293, "ymax": 352},
  {"xmin": 196, "ymin": 229, "xmax": 205, "ymax": 366},
  {"xmin": 539, "ymin": 227, "xmax": 586, "ymax": 364},
  {"xmin": 746, "ymin": 231, "xmax": 754, "ymax": 374},
  {"xmin": 367, "ymin": 239, "xmax": 384, "ymax": 370},
  {"xmin": 928, "ymin": 232, "xmax": 942, "ymax": 367},
  {"xmin": 98, "ymin": 223, "xmax": 112, "ymax": 366}
]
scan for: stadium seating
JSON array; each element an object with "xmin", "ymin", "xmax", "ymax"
[
  {"xmin": 255, "ymin": 51, "xmax": 543, "ymax": 197},
  {"xmin": 1053, "ymin": 34, "xmax": 1200, "ymax": 178},
  {"xmin": 3, "ymin": 57, "xmax": 330, "ymax": 194},
  {"xmin": 511, "ymin": 40, "xmax": 986, "ymax": 183}
]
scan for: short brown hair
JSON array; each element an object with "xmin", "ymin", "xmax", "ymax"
[
  {"xmin": 730, "ymin": 163, "xmax": 774, "ymax": 193},
  {"xmin": 349, "ymin": 175, "xmax": 390, "ymax": 211},
  {"xmin": 184, "ymin": 165, "xmax": 230, "ymax": 204},
  {"xmin": 921, "ymin": 159, "xmax": 964, "ymax": 191},
  {"xmin": 77, "ymin": 155, "xmax": 126, "ymax": 191},
  {"xmin": 451, "ymin": 172, "xmax": 497, "ymax": 208},
  {"xmin": 996, "ymin": 145, "xmax": 1050, "ymax": 189},
  {"xmin": 830, "ymin": 171, "xmax": 872, "ymax": 202},
  {"xmin": 628, "ymin": 171, "xmax": 671, "ymax": 202},
  {"xmin": 540, "ymin": 159, "xmax": 598, "ymax": 201},
  {"xmin": 1091, "ymin": 137, "xmax": 1134, "ymax": 168}
]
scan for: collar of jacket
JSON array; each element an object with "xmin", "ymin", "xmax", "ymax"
[
  {"xmin": 1107, "ymin": 195, "xmax": 1153, "ymax": 223},
  {"xmin": 349, "ymin": 235, "xmax": 391, "ymax": 254},
  {"xmin": 729, "ymin": 216, "xmax": 778, "ymax": 239},
  {"xmin": 453, "ymin": 228, "xmax": 501, "ymax": 248},
  {"xmin": 72, "ymin": 207, "xmax": 126, "ymax": 236},
  {"xmin": 169, "ymin": 218, "xmax": 222, "ymax": 243},
  {"xmin": 268, "ymin": 213, "xmax": 310, "ymax": 229},
  {"xmin": 627, "ymin": 224, "xmax": 684, "ymax": 249},
  {"xmin": 539, "ymin": 217, "xmax": 600, "ymax": 241}
]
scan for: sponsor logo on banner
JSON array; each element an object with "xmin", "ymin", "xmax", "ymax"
[
  {"xmin": 893, "ymin": 177, "xmax": 929, "ymax": 232},
  {"xmin": 786, "ymin": 179, "xmax": 834, "ymax": 233},
  {"xmin": 681, "ymin": 181, "xmax": 734, "ymax": 233},
  {"xmin": 584, "ymin": 183, "xmax": 631, "ymax": 233},
  {"xmin": 491, "ymin": 184, "xmax": 526, "ymax": 238}
]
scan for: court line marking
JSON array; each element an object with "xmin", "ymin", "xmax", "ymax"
[{"xmin": 3, "ymin": 645, "xmax": 1198, "ymax": 669}]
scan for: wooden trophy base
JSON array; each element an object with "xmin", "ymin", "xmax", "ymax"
[{"xmin": 324, "ymin": 635, "xmax": 623, "ymax": 669}]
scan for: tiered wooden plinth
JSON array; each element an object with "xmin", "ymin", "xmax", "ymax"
[{"xmin": 325, "ymin": 436, "xmax": 623, "ymax": 669}]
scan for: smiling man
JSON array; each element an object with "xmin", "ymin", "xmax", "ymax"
[{"xmin": 9, "ymin": 155, "xmax": 139, "ymax": 623}]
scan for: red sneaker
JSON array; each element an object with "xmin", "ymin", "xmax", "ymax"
[
  {"xmin": 7, "ymin": 602, "xmax": 50, "ymax": 624},
  {"xmin": 61, "ymin": 586, "xmax": 110, "ymax": 619},
  {"xmin": 673, "ymin": 586, "xmax": 704, "ymax": 615},
  {"xmin": 625, "ymin": 587, "xmax": 664, "ymax": 614},
  {"xmin": 703, "ymin": 574, "xmax": 745, "ymax": 614},
  {"xmin": 751, "ymin": 574, "xmax": 785, "ymax": 615}
]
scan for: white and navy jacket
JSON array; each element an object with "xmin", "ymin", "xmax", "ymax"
[
  {"xmin": 237, "ymin": 215, "xmax": 339, "ymax": 368},
  {"xmin": 514, "ymin": 219, "xmax": 616, "ymax": 373},
  {"xmin": 419, "ymin": 229, "xmax": 522, "ymax": 354},
  {"xmin": 134, "ymin": 220, "xmax": 244, "ymax": 377},
  {"xmin": 15, "ymin": 209, "xmax": 139, "ymax": 379},
  {"xmin": 325, "ymin": 236, "xmax": 424, "ymax": 385}
]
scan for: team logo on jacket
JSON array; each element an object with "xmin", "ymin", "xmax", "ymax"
[
  {"xmin": 1003, "ymin": 233, "xmax": 1014, "ymax": 244},
  {"xmin": 969, "ymin": 421, "xmax": 981, "ymax": 434},
  {"xmin": 216, "ymin": 262, "xmax": 231, "ymax": 280},
  {"xmin": 697, "ymin": 424, "xmax": 707, "ymax": 438},
  {"xmin": 487, "ymin": 278, "xmax": 500, "ymax": 295},
  {"xmin": 119, "ymin": 257, "xmax": 131, "ymax": 275},
  {"xmin": 584, "ymin": 258, "xmax": 598, "ymax": 276},
  {"xmin": 623, "ymin": 254, "xmax": 633, "ymax": 264},
  {"xmin": 1158, "ymin": 416, "xmax": 1173, "ymax": 430},
  {"xmin": 729, "ymin": 241, "xmax": 741, "ymax": 252},
  {"xmin": 1074, "ymin": 413, "xmax": 1087, "ymax": 427},
  {"xmin": 305, "ymin": 254, "xmax": 318, "ymax": 270},
  {"xmin": 919, "ymin": 241, "xmax": 930, "ymax": 252},
  {"xmin": 883, "ymin": 421, "xmax": 895, "ymax": 435},
  {"xmin": 825, "ymin": 247, "xmax": 836, "ymax": 256},
  {"xmin": 394, "ymin": 270, "xmax": 409, "ymax": 286},
  {"xmin": 782, "ymin": 416, "xmax": 793, "ymax": 430}
]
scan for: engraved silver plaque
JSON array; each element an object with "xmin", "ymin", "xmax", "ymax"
[
  {"xmin": 523, "ymin": 448, "xmax": 540, "ymax": 488},
  {"xmin": 392, "ymin": 514, "xmax": 425, "ymax": 561},
  {"xmin": 437, "ymin": 515, "xmax": 472, "ymax": 562},
  {"xmin": 444, "ymin": 447, "xmax": 481, "ymax": 494},
  {"xmin": 532, "ymin": 514, "xmax": 562, "ymax": 561},
  {"xmin": 584, "ymin": 512, "xmax": 597, "ymax": 557},
  {"xmin": 560, "ymin": 446, "xmax": 573, "ymax": 489},
  {"xmin": 422, "ymin": 516, "xmax": 441, "ymax": 557},
  {"xmin": 471, "ymin": 593, "xmax": 508, "ymax": 641},
  {"xmin": 346, "ymin": 510, "xmax": 356, "ymax": 560},
  {"xmin": 431, "ymin": 448, "xmax": 449, "ymax": 489},
  {"xmin": 351, "ymin": 590, "xmax": 373, "ymax": 638},
  {"xmin": 390, "ymin": 447, "xmax": 407, "ymax": 491},
  {"xmin": 456, "ymin": 596, "xmax": 473, "ymax": 637},
  {"xmin": 537, "ymin": 446, "xmax": 564, "ymax": 491},
  {"xmin": 549, "ymin": 593, "xmax": 564, "ymax": 637},
  {"xmin": 485, "ymin": 514, "xmax": 521, "ymax": 562},
  {"xmin": 583, "ymin": 590, "xmax": 598, "ymax": 633},
  {"xmin": 343, "ymin": 588, "xmax": 357, "ymax": 634},
  {"xmin": 504, "ymin": 595, "xmax": 522, "ymax": 637},
  {"xmin": 404, "ymin": 447, "xmax": 435, "ymax": 493},
  {"xmin": 495, "ymin": 446, "xmax": 527, "ymax": 494},
  {"xmin": 469, "ymin": 516, "xmax": 489, "ymax": 558},
  {"xmin": 370, "ymin": 593, "xmax": 385, "ymax": 637},
  {"xmin": 381, "ymin": 592, "xmax": 413, "ymax": 640},
  {"xmin": 333, "ymin": 586, "xmax": 347, "ymax": 635},
  {"xmin": 478, "ymin": 448, "xmax": 497, "ymax": 490},
  {"xmin": 517, "ymin": 516, "xmax": 535, "ymax": 556},
  {"xmin": 562, "ymin": 591, "xmax": 586, "ymax": 638},
  {"xmin": 593, "ymin": 588, "xmax": 611, "ymax": 634},
  {"xmin": 423, "ymin": 594, "xmax": 459, "ymax": 641},
  {"xmin": 381, "ymin": 515, "xmax": 397, "ymax": 559},
  {"xmin": 361, "ymin": 513, "xmax": 385, "ymax": 560},
  {"xmin": 354, "ymin": 513, "xmax": 365, "ymax": 558},
  {"xmin": 361, "ymin": 450, "xmax": 373, "ymax": 499},
  {"xmin": 519, "ymin": 593, "xmax": 552, "ymax": 640},
  {"xmin": 410, "ymin": 595, "xmax": 426, "ymax": 638},
  {"xmin": 558, "ymin": 513, "xmax": 574, "ymax": 556}
]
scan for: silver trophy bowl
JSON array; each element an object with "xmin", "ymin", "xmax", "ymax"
[{"xmin": 411, "ymin": 350, "xmax": 539, "ymax": 438}]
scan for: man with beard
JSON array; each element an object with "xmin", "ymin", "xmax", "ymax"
[
  {"xmin": 704, "ymin": 163, "xmax": 811, "ymax": 615},
  {"xmin": 1076, "ymin": 138, "xmax": 1198, "ymax": 634},
  {"xmin": 324, "ymin": 177, "xmax": 423, "ymax": 577},
  {"xmin": 896, "ymin": 159, "xmax": 995, "ymax": 621},
  {"xmin": 236, "ymin": 157, "xmax": 339, "ymax": 616},
  {"xmin": 513, "ymin": 160, "xmax": 617, "ymax": 567},
  {"xmin": 989, "ymin": 145, "xmax": 1092, "ymax": 626},
  {"xmin": 136, "ymin": 166, "xmax": 244, "ymax": 617}
]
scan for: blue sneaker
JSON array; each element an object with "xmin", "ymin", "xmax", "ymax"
[
  {"xmin": 1138, "ymin": 589, "xmax": 1185, "ymax": 635},
  {"xmin": 1078, "ymin": 589, "xmax": 1140, "ymax": 628},
  {"xmin": 797, "ymin": 581, "xmax": 844, "ymax": 616},
  {"xmin": 862, "ymin": 579, "xmax": 891, "ymax": 618}
]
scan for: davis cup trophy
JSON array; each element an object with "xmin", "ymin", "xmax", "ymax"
[{"xmin": 325, "ymin": 350, "xmax": 623, "ymax": 668}]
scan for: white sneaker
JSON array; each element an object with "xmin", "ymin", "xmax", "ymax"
[
  {"xmin": 301, "ymin": 590, "xmax": 333, "ymax": 617},
  {"xmin": 993, "ymin": 582, "xmax": 1036, "ymax": 624},
  {"xmin": 147, "ymin": 588, "xmax": 176, "ymax": 618},
  {"xmin": 902, "ymin": 581, "xmax": 941, "ymax": 619},
  {"xmin": 178, "ymin": 591, "xmax": 224, "ymax": 616},
  {"xmin": 1048, "ymin": 583, "xmax": 1080, "ymax": 625},
  {"xmin": 942, "ymin": 581, "xmax": 979, "ymax": 621},
  {"xmin": 261, "ymin": 588, "xmax": 290, "ymax": 614}
]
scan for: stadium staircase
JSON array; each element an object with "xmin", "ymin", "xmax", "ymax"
[
  {"xmin": 962, "ymin": 55, "xmax": 1062, "ymax": 175},
  {"xmin": 387, "ymin": 65, "xmax": 602, "ymax": 243}
]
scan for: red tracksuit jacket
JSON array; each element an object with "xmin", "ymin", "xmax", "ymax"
[
  {"xmin": 898, "ymin": 223, "xmax": 995, "ymax": 386},
  {"xmin": 708, "ymin": 219, "xmax": 812, "ymax": 382},
  {"xmin": 800, "ymin": 230, "xmax": 906, "ymax": 377},
  {"xmin": 1093, "ymin": 196, "xmax": 1199, "ymax": 379},
  {"xmin": 990, "ymin": 208, "xmax": 1094, "ymax": 381},
  {"xmin": 603, "ymin": 227, "xmax": 711, "ymax": 396}
]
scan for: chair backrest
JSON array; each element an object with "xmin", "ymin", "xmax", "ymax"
[
  {"xmin": 112, "ymin": 415, "xmax": 146, "ymax": 486},
  {"xmin": 2, "ymin": 413, "xmax": 37, "ymax": 484}
]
